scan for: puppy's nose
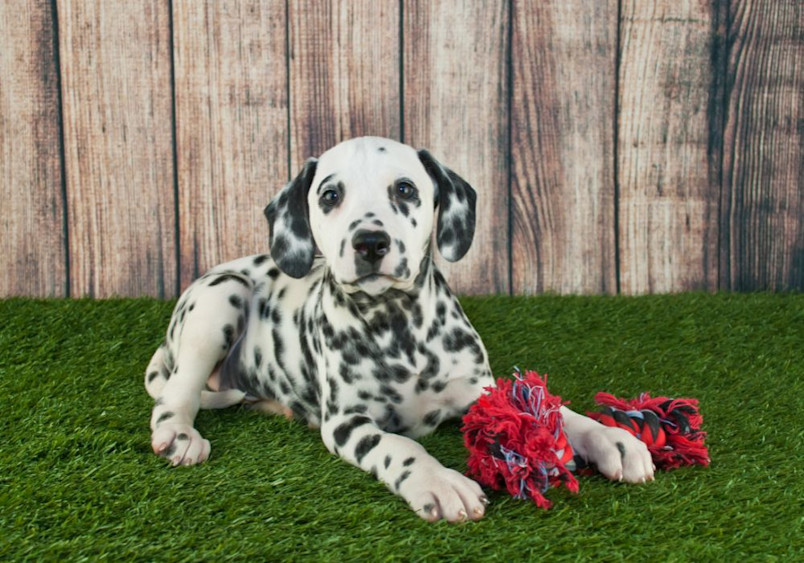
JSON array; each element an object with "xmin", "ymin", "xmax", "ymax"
[{"xmin": 352, "ymin": 230, "xmax": 391, "ymax": 264}]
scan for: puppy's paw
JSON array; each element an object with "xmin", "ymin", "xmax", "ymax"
[
  {"xmin": 579, "ymin": 425, "xmax": 654, "ymax": 483},
  {"xmin": 151, "ymin": 424, "xmax": 211, "ymax": 466},
  {"xmin": 401, "ymin": 466, "xmax": 488, "ymax": 522}
]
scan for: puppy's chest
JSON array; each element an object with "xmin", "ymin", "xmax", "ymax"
[
  {"xmin": 318, "ymin": 299, "xmax": 478, "ymax": 431},
  {"xmin": 320, "ymin": 300, "xmax": 440, "ymax": 385}
]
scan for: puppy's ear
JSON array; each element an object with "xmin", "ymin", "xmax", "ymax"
[
  {"xmin": 264, "ymin": 158, "xmax": 318, "ymax": 278},
  {"xmin": 417, "ymin": 149, "xmax": 477, "ymax": 262}
]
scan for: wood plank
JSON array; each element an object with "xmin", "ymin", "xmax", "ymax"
[
  {"xmin": 618, "ymin": 0, "xmax": 721, "ymax": 294},
  {"xmin": 511, "ymin": 0, "xmax": 618, "ymax": 295},
  {"xmin": 721, "ymin": 0, "xmax": 804, "ymax": 291},
  {"xmin": 0, "ymin": 1, "xmax": 66, "ymax": 297},
  {"xmin": 173, "ymin": 0, "xmax": 288, "ymax": 288},
  {"xmin": 58, "ymin": 0, "xmax": 175, "ymax": 297},
  {"xmin": 288, "ymin": 0, "xmax": 400, "ymax": 172},
  {"xmin": 403, "ymin": 0, "xmax": 509, "ymax": 295}
]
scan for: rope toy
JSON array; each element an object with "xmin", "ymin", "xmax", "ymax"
[
  {"xmin": 461, "ymin": 368, "xmax": 578, "ymax": 509},
  {"xmin": 462, "ymin": 368, "xmax": 709, "ymax": 509},
  {"xmin": 587, "ymin": 392, "xmax": 710, "ymax": 470}
]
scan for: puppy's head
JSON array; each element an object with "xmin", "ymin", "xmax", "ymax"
[{"xmin": 265, "ymin": 137, "xmax": 476, "ymax": 296}]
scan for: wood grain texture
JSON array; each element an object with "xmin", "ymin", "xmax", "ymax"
[
  {"xmin": 0, "ymin": 1, "xmax": 66, "ymax": 297},
  {"xmin": 618, "ymin": 0, "xmax": 721, "ymax": 294},
  {"xmin": 511, "ymin": 0, "xmax": 618, "ymax": 295},
  {"xmin": 403, "ymin": 0, "xmax": 509, "ymax": 295},
  {"xmin": 173, "ymin": 0, "xmax": 288, "ymax": 289},
  {"xmin": 58, "ymin": 0, "xmax": 175, "ymax": 297},
  {"xmin": 288, "ymin": 0, "xmax": 400, "ymax": 172},
  {"xmin": 3, "ymin": 0, "xmax": 804, "ymax": 297},
  {"xmin": 720, "ymin": 0, "xmax": 804, "ymax": 291}
]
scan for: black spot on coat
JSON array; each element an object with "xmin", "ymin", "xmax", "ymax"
[
  {"xmin": 354, "ymin": 434, "xmax": 381, "ymax": 464},
  {"xmin": 394, "ymin": 470, "xmax": 411, "ymax": 491},
  {"xmin": 208, "ymin": 273, "xmax": 249, "ymax": 288},
  {"xmin": 156, "ymin": 411, "xmax": 174, "ymax": 424},
  {"xmin": 333, "ymin": 416, "xmax": 373, "ymax": 448}
]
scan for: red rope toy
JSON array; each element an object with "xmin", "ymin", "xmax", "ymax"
[
  {"xmin": 462, "ymin": 368, "xmax": 709, "ymax": 509},
  {"xmin": 462, "ymin": 368, "xmax": 578, "ymax": 509}
]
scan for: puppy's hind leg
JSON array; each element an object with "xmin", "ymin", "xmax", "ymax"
[{"xmin": 149, "ymin": 273, "xmax": 250, "ymax": 466}]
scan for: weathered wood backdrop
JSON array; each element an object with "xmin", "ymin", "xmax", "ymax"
[{"xmin": 1, "ymin": 0, "xmax": 802, "ymax": 297}]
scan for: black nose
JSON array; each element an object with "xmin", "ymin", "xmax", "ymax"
[{"xmin": 352, "ymin": 230, "xmax": 391, "ymax": 264}]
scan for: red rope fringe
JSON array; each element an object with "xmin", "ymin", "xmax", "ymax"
[{"xmin": 462, "ymin": 369, "xmax": 578, "ymax": 509}]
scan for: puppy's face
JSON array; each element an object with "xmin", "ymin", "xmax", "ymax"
[
  {"xmin": 308, "ymin": 137, "xmax": 436, "ymax": 295},
  {"xmin": 265, "ymin": 136, "xmax": 477, "ymax": 294}
]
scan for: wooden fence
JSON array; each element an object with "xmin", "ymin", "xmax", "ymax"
[{"xmin": 1, "ymin": 0, "xmax": 802, "ymax": 297}]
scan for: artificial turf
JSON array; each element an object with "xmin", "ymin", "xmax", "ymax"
[{"xmin": 1, "ymin": 294, "xmax": 802, "ymax": 561}]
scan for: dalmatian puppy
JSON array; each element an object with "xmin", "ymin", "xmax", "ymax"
[{"xmin": 145, "ymin": 137, "xmax": 654, "ymax": 522}]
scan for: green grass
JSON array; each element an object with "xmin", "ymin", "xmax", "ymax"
[{"xmin": 1, "ymin": 294, "xmax": 802, "ymax": 561}]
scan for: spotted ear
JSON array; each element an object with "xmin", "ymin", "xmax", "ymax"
[
  {"xmin": 264, "ymin": 158, "xmax": 318, "ymax": 278},
  {"xmin": 417, "ymin": 149, "xmax": 477, "ymax": 262}
]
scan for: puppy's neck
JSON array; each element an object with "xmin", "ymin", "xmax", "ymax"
[{"xmin": 325, "ymin": 256, "xmax": 439, "ymax": 317}]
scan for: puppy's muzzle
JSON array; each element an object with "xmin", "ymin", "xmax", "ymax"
[{"xmin": 353, "ymin": 230, "xmax": 391, "ymax": 265}]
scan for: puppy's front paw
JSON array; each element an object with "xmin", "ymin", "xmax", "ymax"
[
  {"xmin": 151, "ymin": 424, "xmax": 211, "ymax": 466},
  {"xmin": 401, "ymin": 466, "xmax": 488, "ymax": 522},
  {"xmin": 579, "ymin": 425, "xmax": 654, "ymax": 483}
]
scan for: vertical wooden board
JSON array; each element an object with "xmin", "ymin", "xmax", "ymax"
[
  {"xmin": 511, "ymin": 0, "xmax": 618, "ymax": 295},
  {"xmin": 721, "ymin": 0, "xmax": 804, "ymax": 291},
  {"xmin": 618, "ymin": 0, "xmax": 721, "ymax": 294},
  {"xmin": 288, "ymin": 0, "xmax": 400, "ymax": 172},
  {"xmin": 173, "ymin": 0, "xmax": 288, "ymax": 288},
  {"xmin": 58, "ymin": 0, "xmax": 175, "ymax": 297},
  {"xmin": 0, "ymin": 1, "xmax": 66, "ymax": 297},
  {"xmin": 403, "ymin": 0, "xmax": 509, "ymax": 295}
]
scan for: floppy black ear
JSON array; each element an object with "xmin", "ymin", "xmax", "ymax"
[
  {"xmin": 417, "ymin": 149, "xmax": 477, "ymax": 262},
  {"xmin": 264, "ymin": 158, "xmax": 318, "ymax": 278}
]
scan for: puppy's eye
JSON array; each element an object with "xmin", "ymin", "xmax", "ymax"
[
  {"xmin": 395, "ymin": 181, "xmax": 418, "ymax": 200},
  {"xmin": 320, "ymin": 189, "xmax": 340, "ymax": 207}
]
